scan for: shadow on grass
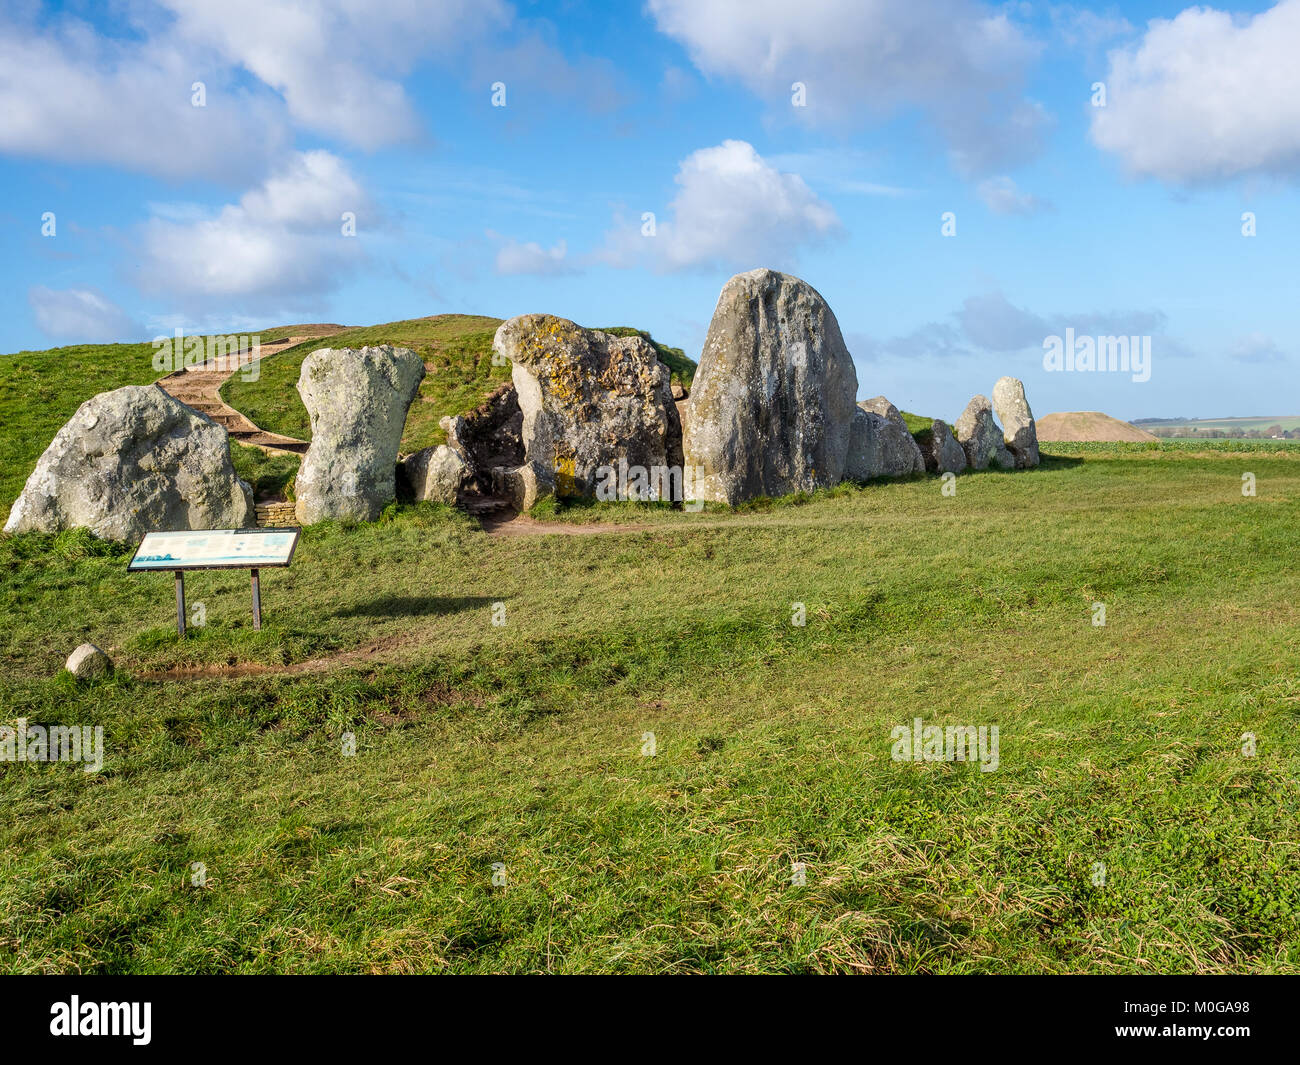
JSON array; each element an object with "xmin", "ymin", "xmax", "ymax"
[{"xmin": 332, "ymin": 594, "xmax": 499, "ymax": 620}]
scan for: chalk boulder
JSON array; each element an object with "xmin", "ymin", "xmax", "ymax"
[
  {"xmin": 65, "ymin": 643, "xmax": 112, "ymax": 680},
  {"xmin": 683, "ymin": 269, "xmax": 858, "ymax": 503},
  {"xmin": 3, "ymin": 385, "xmax": 253, "ymax": 540},
  {"xmin": 294, "ymin": 346, "xmax": 426, "ymax": 523}
]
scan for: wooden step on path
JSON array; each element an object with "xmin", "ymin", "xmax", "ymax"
[{"xmin": 155, "ymin": 336, "xmax": 313, "ymax": 457}]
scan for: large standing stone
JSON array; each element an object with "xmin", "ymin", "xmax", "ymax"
[
  {"xmin": 954, "ymin": 395, "xmax": 1015, "ymax": 470},
  {"xmin": 4, "ymin": 385, "xmax": 253, "ymax": 540},
  {"xmin": 854, "ymin": 397, "xmax": 925, "ymax": 476},
  {"xmin": 683, "ymin": 269, "xmax": 858, "ymax": 503},
  {"xmin": 916, "ymin": 418, "xmax": 968, "ymax": 475},
  {"xmin": 492, "ymin": 315, "xmax": 682, "ymax": 501},
  {"xmin": 400, "ymin": 445, "xmax": 469, "ymax": 505},
  {"xmin": 295, "ymin": 346, "xmax": 425, "ymax": 523},
  {"xmin": 991, "ymin": 376, "xmax": 1040, "ymax": 468}
]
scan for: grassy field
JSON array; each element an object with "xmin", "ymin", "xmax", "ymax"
[
  {"xmin": 3, "ymin": 442, "xmax": 1299, "ymax": 973},
  {"xmin": 221, "ymin": 316, "xmax": 694, "ymax": 455}
]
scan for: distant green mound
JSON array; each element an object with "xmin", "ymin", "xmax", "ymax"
[{"xmin": 221, "ymin": 315, "xmax": 696, "ymax": 454}]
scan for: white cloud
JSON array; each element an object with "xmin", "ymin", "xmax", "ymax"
[
  {"xmin": 28, "ymin": 287, "xmax": 143, "ymax": 343},
  {"xmin": 0, "ymin": 12, "xmax": 287, "ymax": 183},
  {"xmin": 0, "ymin": 1, "xmax": 520, "ymax": 178},
  {"xmin": 161, "ymin": 0, "xmax": 510, "ymax": 149},
  {"xmin": 136, "ymin": 150, "xmax": 367, "ymax": 308},
  {"xmin": 1050, "ymin": 5, "xmax": 1134, "ymax": 51},
  {"xmin": 601, "ymin": 140, "xmax": 840, "ymax": 272},
  {"xmin": 976, "ymin": 176, "xmax": 1049, "ymax": 215},
  {"xmin": 1230, "ymin": 334, "xmax": 1286, "ymax": 364},
  {"xmin": 491, "ymin": 234, "xmax": 574, "ymax": 276},
  {"xmin": 646, "ymin": 0, "xmax": 1048, "ymax": 175},
  {"xmin": 1091, "ymin": 1, "xmax": 1300, "ymax": 183}
]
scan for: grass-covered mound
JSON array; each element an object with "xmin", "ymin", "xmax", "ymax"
[
  {"xmin": 221, "ymin": 316, "xmax": 697, "ymax": 455},
  {"xmin": 2, "ymin": 446, "xmax": 1299, "ymax": 972}
]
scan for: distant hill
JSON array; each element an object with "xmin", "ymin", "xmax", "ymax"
[{"xmin": 1037, "ymin": 411, "xmax": 1158, "ymax": 442}]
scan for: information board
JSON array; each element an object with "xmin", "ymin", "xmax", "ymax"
[{"xmin": 127, "ymin": 528, "xmax": 300, "ymax": 572}]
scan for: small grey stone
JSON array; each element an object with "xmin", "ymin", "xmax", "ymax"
[
  {"xmin": 65, "ymin": 643, "xmax": 112, "ymax": 680},
  {"xmin": 852, "ymin": 397, "xmax": 925, "ymax": 476},
  {"xmin": 401, "ymin": 445, "xmax": 469, "ymax": 504},
  {"xmin": 917, "ymin": 418, "xmax": 967, "ymax": 475}
]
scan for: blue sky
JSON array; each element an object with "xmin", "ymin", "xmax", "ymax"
[{"xmin": 2, "ymin": 0, "xmax": 1297, "ymax": 420}]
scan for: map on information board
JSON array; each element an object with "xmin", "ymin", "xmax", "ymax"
[{"xmin": 128, "ymin": 528, "xmax": 300, "ymax": 571}]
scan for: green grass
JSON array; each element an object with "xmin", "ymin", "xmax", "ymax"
[
  {"xmin": 229, "ymin": 444, "xmax": 300, "ymax": 502},
  {"xmin": 3, "ymin": 445, "xmax": 1299, "ymax": 972},
  {"xmin": 222, "ymin": 316, "xmax": 697, "ymax": 454},
  {"xmin": 0, "ymin": 342, "xmax": 166, "ymax": 526}
]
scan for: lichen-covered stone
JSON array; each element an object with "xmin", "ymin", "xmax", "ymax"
[
  {"xmin": 683, "ymin": 269, "xmax": 858, "ymax": 503},
  {"xmin": 954, "ymin": 395, "xmax": 1015, "ymax": 470},
  {"xmin": 492, "ymin": 315, "xmax": 681, "ymax": 501},
  {"xmin": 4, "ymin": 385, "xmax": 253, "ymax": 540},
  {"xmin": 917, "ymin": 418, "xmax": 968, "ymax": 475},
  {"xmin": 991, "ymin": 376, "xmax": 1040, "ymax": 468},
  {"xmin": 294, "ymin": 346, "xmax": 425, "ymax": 524}
]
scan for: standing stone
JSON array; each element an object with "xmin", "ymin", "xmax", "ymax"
[
  {"xmin": 65, "ymin": 643, "xmax": 112, "ymax": 680},
  {"xmin": 854, "ymin": 397, "xmax": 925, "ymax": 476},
  {"xmin": 916, "ymin": 418, "xmax": 968, "ymax": 475},
  {"xmin": 991, "ymin": 376, "xmax": 1040, "ymax": 468},
  {"xmin": 4, "ymin": 385, "xmax": 253, "ymax": 540},
  {"xmin": 295, "ymin": 346, "xmax": 425, "ymax": 523},
  {"xmin": 400, "ymin": 445, "xmax": 469, "ymax": 505},
  {"xmin": 492, "ymin": 316, "xmax": 682, "ymax": 501},
  {"xmin": 954, "ymin": 395, "xmax": 1015, "ymax": 470},
  {"xmin": 683, "ymin": 269, "xmax": 858, "ymax": 503}
]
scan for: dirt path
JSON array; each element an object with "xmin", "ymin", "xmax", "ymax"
[
  {"xmin": 156, "ymin": 335, "xmax": 320, "ymax": 455},
  {"xmin": 480, "ymin": 512, "xmax": 653, "ymax": 537}
]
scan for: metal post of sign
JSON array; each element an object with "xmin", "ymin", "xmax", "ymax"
[
  {"xmin": 250, "ymin": 568, "xmax": 262, "ymax": 631},
  {"xmin": 175, "ymin": 570, "xmax": 187, "ymax": 637}
]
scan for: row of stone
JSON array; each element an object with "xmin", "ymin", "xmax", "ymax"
[
  {"xmin": 4, "ymin": 268, "xmax": 1039, "ymax": 540},
  {"xmin": 489, "ymin": 268, "xmax": 1040, "ymax": 508}
]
